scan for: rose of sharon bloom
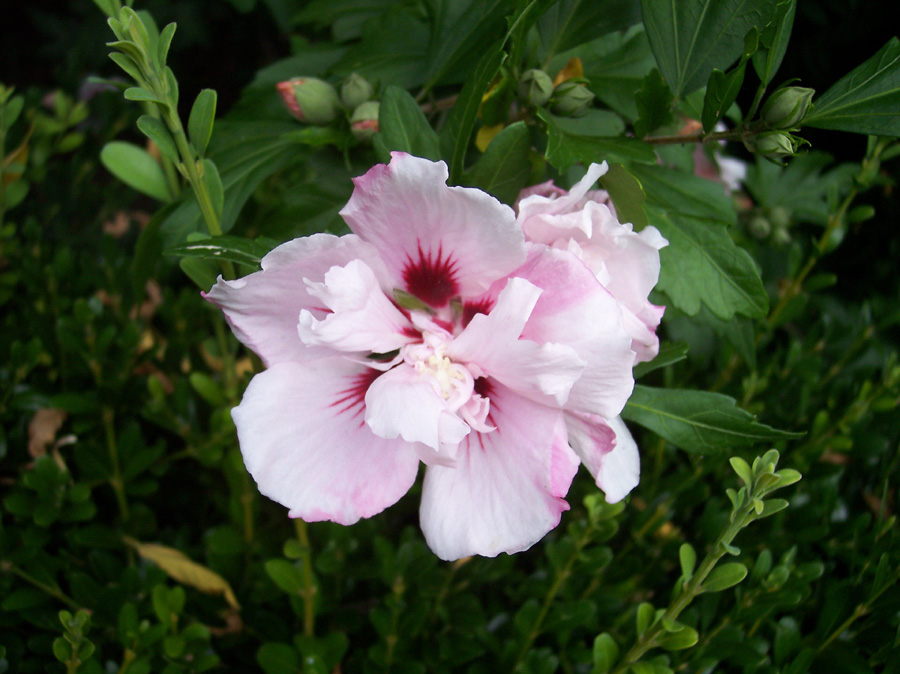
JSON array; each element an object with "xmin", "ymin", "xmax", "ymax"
[
  {"xmin": 206, "ymin": 152, "xmax": 639, "ymax": 561},
  {"xmin": 515, "ymin": 163, "xmax": 668, "ymax": 504}
]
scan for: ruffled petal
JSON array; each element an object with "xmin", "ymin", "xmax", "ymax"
[
  {"xmin": 517, "ymin": 162, "xmax": 609, "ymax": 242},
  {"xmin": 364, "ymin": 363, "xmax": 471, "ymax": 456},
  {"xmin": 419, "ymin": 382, "xmax": 579, "ymax": 560},
  {"xmin": 514, "ymin": 246, "xmax": 636, "ymax": 418},
  {"xmin": 447, "ymin": 277, "xmax": 585, "ymax": 407},
  {"xmin": 566, "ymin": 412, "xmax": 640, "ymax": 503},
  {"xmin": 340, "ymin": 153, "xmax": 527, "ymax": 306},
  {"xmin": 232, "ymin": 358, "xmax": 421, "ymax": 524},
  {"xmin": 205, "ymin": 234, "xmax": 391, "ymax": 366},
  {"xmin": 297, "ymin": 259, "xmax": 414, "ymax": 353}
]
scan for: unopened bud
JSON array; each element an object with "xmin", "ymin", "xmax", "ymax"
[
  {"xmin": 752, "ymin": 131, "xmax": 799, "ymax": 159},
  {"xmin": 550, "ymin": 81, "xmax": 594, "ymax": 117},
  {"xmin": 761, "ymin": 86, "xmax": 814, "ymax": 129},
  {"xmin": 769, "ymin": 206, "xmax": 791, "ymax": 229},
  {"xmin": 748, "ymin": 215, "xmax": 771, "ymax": 239},
  {"xmin": 518, "ymin": 69, "xmax": 553, "ymax": 107},
  {"xmin": 350, "ymin": 101, "xmax": 380, "ymax": 142},
  {"xmin": 276, "ymin": 77, "xmax": 341, "ymax": 125},
  {"xmin": 341, "ymin": 73, "xmax": 374, "ymax": 110}
]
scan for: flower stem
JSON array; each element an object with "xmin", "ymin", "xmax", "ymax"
[
  {"xmin": 293, "ymin": 519, "xmax": 316, "ymax": 638},
  {"xmin": 2, "ymin": 561, "xmax": 81, "ymax": 609},
  {"xmin": 102, "ymin": 406, "xmax": 129, "ymax": 521}
]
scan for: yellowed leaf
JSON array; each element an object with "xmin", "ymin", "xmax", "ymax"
[
  {"xmin": 476, "ymin": 124, "xmax": 504, "ymax": 152},
  {"xmin": 553, "ymin": 57, "xmax": 584, "ymax": 87},
  {"xmin": 125, "ymin": 537, "xmax": 241, "ymax": 609},
  {"xmin": 28, "ymin": 408, "xmax": 67, "ymax": 458}
]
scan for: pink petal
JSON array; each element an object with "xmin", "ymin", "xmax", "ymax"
[
  {"xmin": 364, "ymin": 363, "xmax": 471, "ymax": 456},
  {"xmin": 447, "ymin": 277, "xmax": 585, "ymax": 407},
  {"xmin": 232, "ymin": 358, "xmax": 421, "ymax": 524},
  {"xmin": 514, "ymin": 246, "xmax": 636, "ymax": 418},
  {"xmin": 566, "ymin": 413, "xmax": 640, "ymax": 503},
  {"xmin": 419, "ymin": 382, "xmax": 579, "ymax": 560},
  {"xmin": 297, "ymin": 259, "xmax": 414, "ymax": 353},
  {"xmin": 205, "ymin": 234, "xmax": 391, "ymax": 366},
  {"xmin": 339, "ymin": 153, "xmax": 527, "ymax": 306},
  {"xmin": 516, "ymin": 162, "xmax": 609, "ymax": 242}
]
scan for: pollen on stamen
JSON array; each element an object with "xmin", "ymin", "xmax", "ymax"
[{"xmin": 402, "ymin": 242, "xmax": 460, "ymax": 307}]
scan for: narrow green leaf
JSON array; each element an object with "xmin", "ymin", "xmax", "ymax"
[
  {"xmin": 752, "ymin": 0, "xmax": 796, "ymax": 85},
  {"xmin": 634, "ymin": 69, "xmax": 674, "ymax": 137},
  {"xmin": 166, "ymin": 234, "xmax": 275, "ymax": 269},
  {"xmin": 702, "ymin": 28, "xmax": 757, "ymax": 132},
  {"xmin": 179, "ymin": 257, "xmax": 218, "ymax": 291},
  {"xmin": 440, "ymin": 43, "xmax": 506, "ymax": 184},
  {"xmin": 137, "ymin": 115, "xmax": 178, "ymax": 162},
  {"xmin": 622, "ymin": 385, "xmax": 800, "ymax": 452},
  {"xmin": 124, "ymin": 87, "xmax": 164, "ymax": 104},
  {"xmin": 188, "ymin": 89, "xmax": 217, "ymax": 157},
  {"xmin": 158, "ymin": 22, "xmax": 177, "ymax": 67},
  {"xmin": 132, "ymin": 203, "xmax": 177, "ymax": 297},
  {"xmin": 165, "ymin": 65, "xmax": 179, "ymax": 107},
  {"xmin": 729, "ymin": 456, "xmax": 753, "ymax": 486},
  {"xmin": 264, "ymin": 559, "xmax": 304, "ymax": 594},
  {"xmin": 108, "ymin": 52, "xmax": 145, "ymax": 83},
  {"xmin": 701, "ymin": 562, "xmax": 748, "ymax": 593},
  {"xmin": 635, "ymin": 602, "xmax": 655, "ymax": 636},
  {"xmin": 107, "ymin": 39, "xmax": 144, "ymax": 63},
  {"xmin": 466, "ymin": 121, "xmax": 531, "ymax": 204},
  {"xmin": 804, "ymin": 37, "xmax": 900, "ymax": 136},
  {"xmin": 658, "ymin": 625, "xmax": 699, "ymax": 650},
  {"xmin": 756, "ymin": 498, "xmax": 789, "ymax": 518},
  {"xmin": 640, "ymin": 0, "xmax": 777, "ymax": 97},
  {"xmin": 202, "ymin": 159, "xmax": 224, "ymax": 221},
  {"xmin": 376, "ymin": 85, "xmax": 441, "ymax": 161},
  {"xmin": 100, "ymin": 141, "xmax": 172, "ymax": 201}
]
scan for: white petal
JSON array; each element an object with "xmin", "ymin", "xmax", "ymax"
[
  {"xmin": 232, "ymin": 358, "xmax": 421, "ymax": 524},
  {"xmin": 566, "ymin": 412, "xmax": 640, "ymax": 503}
]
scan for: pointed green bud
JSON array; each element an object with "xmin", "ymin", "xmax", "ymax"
[
  {"xmin": 761, "ymin": 86, "xmax": 815, "ymax": 129},
  {"xmin": 276, "ymin": 77, "xmax": 340, "ymax": 125},
  {"xmin": 350, "ymin": 101, "xmax": 380, "ymax": 142},
  {"xmin": 750, "ymin": 131, "xmax": 800, "ymax": 159},
  {"xmin": 341, "ymin": 72, "xmax": 374, "ymax": 110},
  {"xmin": 518, "ymin": 69, "xmax": 554, "ymax": 107},
  {"xmin": 748, "ymin": 215, "xmax": 771, "ymax": 239},
  {"xmin": 550, "ymin": 80, "xmax": 594, "ymax": 117}
]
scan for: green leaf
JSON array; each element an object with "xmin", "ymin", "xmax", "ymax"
[
  {"xmin": 635, "ymin": 602, "xmax": 655, "ymax": 636},
  {"xmin": 131, "ymin": 202, "xmax": 176, "ymax": 297},
  {"xmin": 108, "ymin": 52, "xmax": 145, "ymax": 83},
  {"xmin": 648, "ymin": 208, "xmax": 767, "ymax": 319},
  {"xmin": 136, "ymin": 115, "xmax": 178, "ymax": 162},
  {"xmin": 440, "ymin": 42, "xmax": 506, "ymax": 184},
  {"xmin": 658, "ymin": 625, "xmax": 699, "ymax": 650},
  {"xmin": 257, "ymin": 642, "xmax": 300, "ymax": 674},
  {"xmin": 640, "ymin": 0, "xmax": 777, "ymax": 97},
  {"xmin": 466, "ymin": 121, "xmax": 531, "ymax": 204},
  {"xmin": 804, "ymin": 37, "xmax": 900, "ymax": 137},
  {"xmin": 730, "ymin": 456, "xmax": 753, "ymax": 485},
  {"xmin": 201, "ymin": 158, "xmax": 224, "ymax": 221},
  {"xmin": 599, "ymin": 163, "xmax": 649, "ymax": 230},
  {"xmin": 701, "ymin": 62, "xmax": 747, "ymax": 133},
  {"xmin": 264, "ymin": 559, "xmax": 305, "ymax": 595},
  {"xmin": 752, "ymin": 0, "xmax": 796, "ymax": 85},
  {"xmin": 592, "ymin": 632, "xmax": 620, "ymax": 674},
  {"xmin": 375, "ymin": 85, "xmax": 441, "ymax": 161},
  {"xmin": 630, "ymin": 162, "xmax": 735, "ymax": 224},
  {"xmin": 188, "ymin": 89, "xmax": 217, "ymax": 157},
  {"xmin": 632, "ymin": 342, "xmax": 689, "ymax": 378},
  {"xmin": 756, "ymin": 498, "xmax": 789, "ymax": 518},
  {"xmin": 166, "ymin": 234, "xmax": 274, "ymax": 268},
  {"xmin": 179, "ymin": 257, "xmax": 218, "ymax": 291},
  {"xmin": 423, "ymin": 0, "xmax": 513, "ymax": 90},
  {"xmin": 158, "ymin": 22, "xmax": 177, "ymax": 67},
  {"xmin": 539, "ymin": 109, "xmax": 657, "ymax": 171},
  {"xmin": 701, "ymin": 562, "xmax": 748, "ymax": 592},
  {"xmin": 123, "ymin": 86, "xmax": 165, "ymax": 105},
  {"xmin": 679, "ymin": 543, "xmax": 697, "ymax": 579},
  {"xmin": 622, "ymin": 385, "xmax": 800, "ymax": 452},
  {"xmin": 634, "ymin": 69, "xmax": 674, "ymax": 137},
  {"xmin": 538, "ymin": 0, "xmax": 641, "ymax": 62},
  {"xmin": 100, "ymin": 141, "xmax": 172, "ymax": 202}
]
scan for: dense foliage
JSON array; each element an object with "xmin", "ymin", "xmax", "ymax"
[{"xmin": 1, "ymin": 1, "xmax": 898, "ymax": 672}]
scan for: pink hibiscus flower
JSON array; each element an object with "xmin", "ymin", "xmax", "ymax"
[
  {"xmin": 206, "ymin": 153, "xmax": 638, "ymax": 560},
  {"xmin": 514, "ymin": 163, "xmax": 669, "ymax": 507}
]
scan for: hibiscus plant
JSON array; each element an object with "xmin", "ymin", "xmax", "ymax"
[{"xmin": 1, "ymin": 0, "xmax": 899, "ymax": 672}]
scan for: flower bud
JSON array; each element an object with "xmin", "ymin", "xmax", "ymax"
[
  {"xmin": 518, "ymin": 69, "xmax": 553, "ymax": 107},
  {"xmin": 341, "ymin": 72, "xmax": 374, "ymax": 110},
  {"xmin": 550, "ymin": 81, "xmax": 594, "ymax": 117},
  {"xmin": 276, "ymin": 77, "xmax": 341, "ymax": 125},
  {"xmin": 761, "ymin": 86, "xmax": 814, "ymax": 129},
  {"xmin": 748, "ymin": 215, "xmax": 771, "ymax": 239},
  {"xmin": 752, "ymin": 131, "xmax": 799, "ymax": 159},
  {"xmin": 350, "ymin": 101, "xmax": 380, "ymax": 142}
]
